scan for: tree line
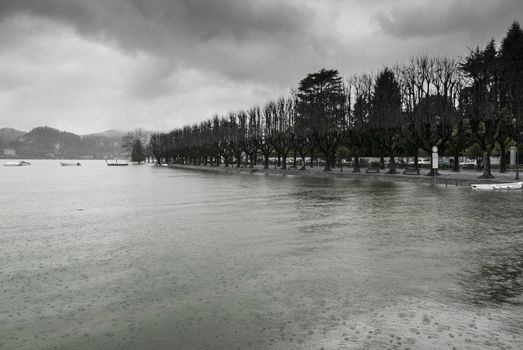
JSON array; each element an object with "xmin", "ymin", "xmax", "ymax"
[
  {"xmin": 122, "ymin": 129, "xmax": 149, "ymax": 163},
  {"xmin": 150, "ymin": 22, "xmax": 523, "ymax": 179}
]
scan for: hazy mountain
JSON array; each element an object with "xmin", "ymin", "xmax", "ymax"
[
  {"xmin": 1, "ymin": 126, "xmax": 132, "ymax": 159},
  {"xmin": 0, "ymin": 128, "xmax": 25, "ymax": 147},
  {"xmin": 83, "ymin": 129, "xmax": 127, "ymax": 138}
]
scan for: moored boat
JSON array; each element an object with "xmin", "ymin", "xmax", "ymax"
[
  {"xmin": 106, "ymin": 159, "xmax": 129, "ymax": 166},
  {"xmin": 60, "ymin": 162, "xmax": 81, "ymax": 166},
  {"xmin": 3, "ymin": 161, "xmax": 31, "ymax": 166},
  {"xmin": 471, "ymin": 182, "xmax": 523, "ymax": 190}
]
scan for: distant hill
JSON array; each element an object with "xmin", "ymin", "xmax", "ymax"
[
  {"xmin": 83, "ymin": 129, "xmax": 127, "ymax": 138},
  {"xmin": 0, "ymin": 128, "xmax": 25, "ymax": 147},
  {"xmin": 0, "ymin": 126, "xmax": 137, "ymax": 159}
]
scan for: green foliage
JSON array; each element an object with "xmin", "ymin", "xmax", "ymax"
[
  {"xmin": 417, "ymin": 148, "xmax": 428, "ymax": 157},
  {"xmin": 122, "ymin": 129, "xmax": 148, "ymax": 163},
  {"xmin": 372, "ymin": 68, "xmax": 401, "ymax": 129},
  {"xmin": 131, "ymin": 139, "xmax": 146, "ymax": 163},
  {"xmin": 297, "ymin": 68, "xmax": 345, "ymax": 137},
  {"xmin": 336, "ymin": 146, "xmax": 349, "ymax": 159},
  {"xmin": 464, "ymin": 143, "xmax": 483, "ymax": 159},
  {"xmin": 297, "ymin": 68, "xmax": 345, "ymax": 170},
  {"xmin": 500, "ymin": 21, "xmax": 523, "ymax": 105}
]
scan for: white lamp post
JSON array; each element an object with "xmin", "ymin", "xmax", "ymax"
[{"xmin": 431, "ymin": 146, "xmax": 438, "ymax": 184}]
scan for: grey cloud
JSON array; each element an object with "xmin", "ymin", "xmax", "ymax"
[
  {"xmin": 374, "ymin": 0, "xmax": 523, "ymax": 40},
  {"xmin": 0, "ymin": 0, "xmax": 311, "ymax": 53},
  {"xmin": 2, "ymin": 0, "xmax": 520, "ymax": 134},
  {"xmin": 0, "ymin": 0, "xmax": 315, "ymax": 86},
  {"xmin": 0, "ymin": 0, "xmax": 92, "ymax": 22},
  {"xmin": 126, "ymin": 0, "xmax": 308, "ymax": 42}
]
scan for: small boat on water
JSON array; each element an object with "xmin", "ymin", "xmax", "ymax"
[
  {"xmin": 471, "ymin": 182, "xmax": 523, "ymax": 190},
  {"xmin": 60, "ymin": 162, "xmax": 81, "ymax": 166},
  {"xmin": 106, "ymin": 159, "xmax": 129, "ymax": 166},
  {"xmin": 3, "ymin": 161, "xmax": 31, "ymax": 166}
]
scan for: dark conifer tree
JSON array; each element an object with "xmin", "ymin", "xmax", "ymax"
[
  {"xmin": 297, "ymin": 68, "xmax": 345, "ymax": 171},
  {"xmin": 461, "ymin": 41, "xmax": 500, "ymax": 178},
  {"xmin": 500, "ymin": 21, "xmax": 523, "ymax": 166},
  {"xmin": 371, "ymin": 68, "xmax": 403, "ymax": 174}
]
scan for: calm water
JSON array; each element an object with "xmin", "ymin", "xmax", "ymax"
[{"xmin": 1, "ymin": 160, "xmax": 522, "ymax": 350}]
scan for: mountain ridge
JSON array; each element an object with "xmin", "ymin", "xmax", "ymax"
[
  {"xmin": 0, "ymin": 128, "xmax": 26, "ymax": 147},
  {"xmin": 0, "ymin": 126, "xmax": 152, "ymax": 159}
]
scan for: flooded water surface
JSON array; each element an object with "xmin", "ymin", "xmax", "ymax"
[{"xmin": 1, "ymin": 161, "xmax": 522, "ymax": 349}]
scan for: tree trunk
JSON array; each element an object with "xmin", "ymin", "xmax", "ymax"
[
  {"xmin": 263, "ymin": 154, "xmax": 269, "ymax": 169},
  {"xmin": 277, "ymin": 155, "xmax": 281, "ymax": 167},
  {"xmin": 236, "ymin": 152, "xmax": 241, "ymax": 167},
  {"xmin": 480, "ymin": 151, "xmax": 494, "ymax": 178},
  {"xmin": 386, "ymin": 155, "xmax": 397, "ymax": 174},
  {"xmin": 352, "ymin": 155, "xmax": 360, "ymax": 173},
  {"xmin": 380, "ymin": 155, "xmax": 385, "ymax": 169},
  {"xmin": 452, "ymin": 154, "xmax": 459, "ymax": 172},
  {"xmin": 323, "ymin": 152, "xmax": 332, "ymax": 171},
  {"xmin": 499, "ymin": 143, "xmax": 507, "ymax": 173},
  {"xmin": 300, "ymin": 154, "xmax": 306, "ymax": 170},
  {"xmin": 310, "ymin": 150, "xmax": 314, "ymax": 168},
  {"xmin": 320, "ymin": 144, "xmax": 333, "ymax": 171},
  {"xmin": 281, "ymin": 155, "xmax": 287, "ymax": 170}
]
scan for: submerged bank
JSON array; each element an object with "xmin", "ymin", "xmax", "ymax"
[{"xmin": 169, "ymin": 164, "xmax": 520, "ymax": 187}]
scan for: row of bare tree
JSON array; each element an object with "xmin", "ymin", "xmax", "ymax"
[{"xmin": 150, "ymin": 22, "xmax": 523, "ymax": 179}]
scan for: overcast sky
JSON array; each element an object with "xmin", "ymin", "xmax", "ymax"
[{"xmin": 0, "ymin": 0, "xmax": 521, "ymax": 134}]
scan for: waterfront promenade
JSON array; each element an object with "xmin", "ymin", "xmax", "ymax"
[{"xmin": 169, "ymin": 163, "xmax": 522, "ymax": 187}]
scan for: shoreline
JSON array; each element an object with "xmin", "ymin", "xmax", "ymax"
[{"xmin": 168, "ymin": 164, "xmax": 521, "ymax": 187}]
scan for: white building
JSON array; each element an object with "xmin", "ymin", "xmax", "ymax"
[{"xmin": 3, "ymin": 148, "xmax": 16, "ymax": 156}]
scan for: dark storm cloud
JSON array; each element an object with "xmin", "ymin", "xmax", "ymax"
[
  {"xmin": 374, "ymin": 0, "xmax": 523, "ymax": 40},
  {"xmin": 0, "ymin": 0, "xmax": 310, "ymax": 52},
  {"xmin": 127, "ymin": 0, "xmax": 308, "ymax": 41},
  {"xmin": 0, "ymin": 0, "xmax": 316, "ymax": 85}
]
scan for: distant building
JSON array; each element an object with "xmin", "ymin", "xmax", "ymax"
[{"xmin": 3, "ymin": 148, "xmax": 16, "ymax": 156}]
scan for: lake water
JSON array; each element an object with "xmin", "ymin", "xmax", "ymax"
[{"xmin": 1, "ymin": 160, "xmax": 522, "ymax": 350}]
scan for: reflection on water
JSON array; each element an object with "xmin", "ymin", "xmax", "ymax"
[
  {"xmin": 461, "ymin": 245, "xmax": 523, "ymax": 305},
  {"xmin": 0, "ymin": 161, "xmax": 522, "ymax": 350}
]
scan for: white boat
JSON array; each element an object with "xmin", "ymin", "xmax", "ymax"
[
  {"xmin": 106, "ymin": 159, "xmax": 129, "ymax": 166},
  {"xmin": 3, "ymin": 161, "xmax": 31, "ymax": 166},
  {"xmin": 60, "ymin": 162, "xmax": 81, "ymax": 166},
  {"xmin": 471, "ymin": 182, "xmax": 523, "ymax": 190}
]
